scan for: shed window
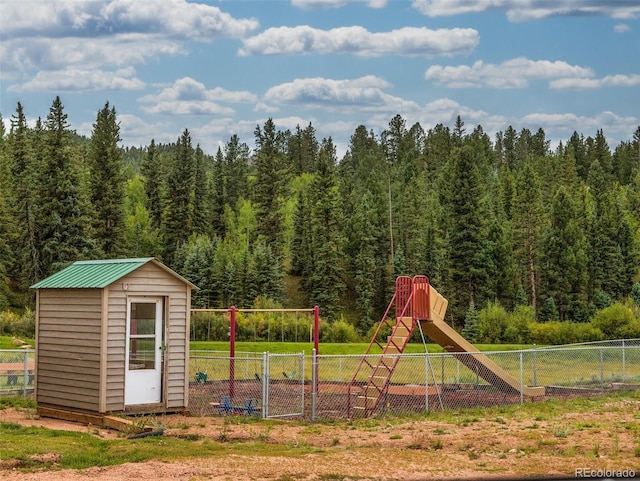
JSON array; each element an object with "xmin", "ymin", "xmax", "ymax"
[{"xmin": 129, "ymin": 301, "xmax": 158, "ymax": 370}]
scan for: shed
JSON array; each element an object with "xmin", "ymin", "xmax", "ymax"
[{"xmin": 30, "ymin": 258, "xmax": 197, "ymax": 417}]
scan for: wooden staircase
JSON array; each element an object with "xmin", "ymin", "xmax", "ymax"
[
  {"xmin": 348, "ymin": 276, "xmax": 421, "ymax": 418},
  {"xmin": 351, "ymin": 317, "xmax": 414, "ymax": 417}
]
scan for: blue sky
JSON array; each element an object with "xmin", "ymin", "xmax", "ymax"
[{"xmin": 1, "ymin": 0, "xmax": 639, "ymax": 158}]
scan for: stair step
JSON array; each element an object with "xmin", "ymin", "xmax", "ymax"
[{"xmin": 362, "ymin": 385, "xmax": 382, "ymax": 396}]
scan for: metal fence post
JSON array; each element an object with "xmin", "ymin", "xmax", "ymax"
[
  {"xmin": 519, "ymin": 351, "xmax": 524, "ymax": 405},
  {"xmin": 311, "ymin": 348, "xmax": 317, "ymax": 422},
  {"xmin": 425, "ymin": 353, "xmax": 429, "ymax": 412},
  {"xmin": 533, "ymin": 344, "xmax": 537, "ymax": 386},
  {"xmin": 22, "ymin": 350, "xmax": 29, "ymax": 397},
  {"xmin": 600, "ymin": 348, "xmax": 604, "ymax": 390},
  {"xmin": 299, "ymin": 352, "xmax": 305, "ymax": 413},
  {"xmin": 622, "ymin": 339, "xmax": 626, "ymax": 382},
  {"xmin": 262, "ymin": 352, "xmax": 268, "ymax": 418}
]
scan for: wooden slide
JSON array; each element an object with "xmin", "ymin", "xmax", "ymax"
[{"xmin": 415, "ymin": 282, "xmax": 545, "ymax": 397}]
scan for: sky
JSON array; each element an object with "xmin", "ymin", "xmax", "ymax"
[{"xmin": 1, "ymin": 0, "xmax": 640, "ymax": 159}]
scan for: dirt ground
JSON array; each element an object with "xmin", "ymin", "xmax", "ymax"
[{"xmin": 1, "ymin": 400, "xmax": 640, "ymax": 481}]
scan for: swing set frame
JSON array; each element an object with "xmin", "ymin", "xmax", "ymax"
[{"xmin": 190, "ymin": 306, "xmax": 320, "ymax": 398}]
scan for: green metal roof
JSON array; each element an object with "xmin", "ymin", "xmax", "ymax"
[{"xmin": 30, "ymin": 258, "xmax": 196, "ymax": 289}]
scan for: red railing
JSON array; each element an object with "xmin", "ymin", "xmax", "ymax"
[
  {"xmin": 395, "ymin": 276, "xmax": 413, "ymax": 320},
  {"xmin": 412, "ymin": 275, "xmax": 430, "ymax": 321}
]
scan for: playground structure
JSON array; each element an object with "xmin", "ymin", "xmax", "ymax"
[
  {"xmin": 347, "ymin": 275, "xmax": 545, "ymax": 418},
  {"xmin": 190, "ymin": 306, "xmax": 320, "ymax": 400}
]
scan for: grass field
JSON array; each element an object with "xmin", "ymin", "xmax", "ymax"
[{"xmin": 190, "ymin": 340, "xmax": 537, "ymax": 355}]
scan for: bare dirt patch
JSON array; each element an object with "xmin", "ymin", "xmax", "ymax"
[{"xmin": 1, "ymin": 401, "xmax": 640, "ymax": 480}]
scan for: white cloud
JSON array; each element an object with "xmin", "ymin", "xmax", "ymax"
[
  {"xmin": 254, "ymin": 102, "xmax": 280, "ymax": 113},
  {"xmin": 239, "ymin": 25, "xmax": 479, "ymax": 57},
  {"xmin": 521, "ymin": 111, "xmax": 638, "ymax": 140},
  {"xmin": 412, "ymin": 0, "xmax": 640, "ymax": 22},
  {"xmin": 1, "ymin": 35, "xmax": 185, "ymax": 75},
  {"xmin": 550, "ymin": 74, "xmax": 640, "ymax": 89},
  {"xmin": 123, "ymin": 117, "xmax": 179, "ymax": 146},
  {"xmin": 9, "ymin": 67, "xmax": 145, "ymax": 93},
  {"xmin": 3, "ymin": 0, "xmax": 258, "ymax": 40},
  {"xmin": 264, "ymin": 76, "xmax": 418, "ymax": 112},
  {"xmin": 614, "ymin": 23, "xmax": 631, "ymax": 33},
  {"xmin": 291, "ymin": 0, "xmax": 386, "ymax": 9},
  {"xmin": 138, "ymin": 77, "xmax": 257, "ymax": 115},
  {"xmin": 425, "ymin": 58, "xmax": 594, "ymax": 88},
  {"xmin": 1, "ymin": 1, "xmax": 258, "ymax": 81}
]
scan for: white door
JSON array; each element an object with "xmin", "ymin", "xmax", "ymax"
[{"xmin": 125, "ymin": 298, "xmax": 163, "ymax": 405}]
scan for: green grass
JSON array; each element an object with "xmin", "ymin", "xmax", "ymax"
[
  {"xmin": 0, "ymin": 422, "xmax": 308, "ymax": 471},
  {"xmin": 3, "ymin": 336, "xmax": 534, "ymax": 355},
  {"xmin": 190, "ymin": 340, "xmax": 536, "ymax": 355},
  {"xmin": 0, "ymin": 336, "xmax": 34, "ymax": 349}
]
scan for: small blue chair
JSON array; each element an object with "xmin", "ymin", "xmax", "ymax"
[{"xmin": 217, "ymin": 396, "xmax": 233, "ymax": 415}]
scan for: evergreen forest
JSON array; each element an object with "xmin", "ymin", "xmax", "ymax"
[{"xmin": 2, "ymin": 97, "xmax": 640, "ymax": 344}]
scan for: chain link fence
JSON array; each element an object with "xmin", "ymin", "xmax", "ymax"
[
  {"xmin": 3, "ymin": 340, "xmax": 639, "ymax": 421},
  {"xmin": 188, "ymin": 339, "xmax": 640, "ymax": 419},
  {"xmin": 0, "ymin": 349, "xmax": 35, "ymax": 397}
]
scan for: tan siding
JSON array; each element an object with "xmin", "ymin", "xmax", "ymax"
[
  {"xmin": 37, "ymin": 391, "xmax": 99, "ymax": 411},
  {"xmin": 36, "ymin": 288, "xmax": 102, "ymax": 412},
  {"xmin": 105, "ymin": 285, "xmax": 126, "ymax": 411},
  {"xmin": 38, "ymin": 364, "xmax": 100, "ymax": 378},
  {"xmin": 38, "ymin": 353, "xmax": 99, "ymax": 366}
]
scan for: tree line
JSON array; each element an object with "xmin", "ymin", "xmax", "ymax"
[{"xmin": 1, "ymin": 97, "xmax": 640, "ymax": 343}]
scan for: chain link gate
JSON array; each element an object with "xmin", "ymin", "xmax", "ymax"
[
  {"xmin": 188, "ymin": 351, "xmax": 305, "ymax": 418},
  {"xmin": 262, "ymin": 352, "xmax": 305, "ymax": 418}
]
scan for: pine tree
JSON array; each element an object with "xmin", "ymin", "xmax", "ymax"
[
  {"xmin": 162, "ymin": 129, "xmax": 195, "ymax": 267},
  {"xmin": 288, "ymin": 123, "xmax": 318, "ymax": 175},
  {"xmin": 140, "ymin": 139, "xmax": 163, "ymax": 230},
  {"xmin": 37, "ymin": 96, "xmax": 95, "ymax": 276},
  {"xmin": 9, "ymin": 102, "xmax": 40, "ymax": 286},
  {"xmin": 443, "ymin": 145, "xmax": 490, "ymax": 320},
  {"xmin": 352, "ymin": 190, "xmax": 378, "ymax": 332},
  {"xmin": 252, "ymin": 240, "xmax": 284, "ymax": 303},
  {"xmin": 512, "ymin": 162, "xmax": 543, "ymax": 311},
  {"xmin": 224, "ymin": 134, "xmax": 249, "ymax": 212},
  {"xmin": 568, "ymin": 131, "xmax": 588, "ymax": 181},
  {"xmin": 538, "ymin": 296, "xmax": 558, "ymax": 322},
  {"xmin": 208, "ymin": 147, "xmax": 226, "ymax": 237},
  {"xmin": 182, "ymin": 234, "xmax": 216, "ymax": 307},
  {"xmin": 89, "ymin": 101, "xmax": 126, "ymax": 257},
  {"xmin": 424, "ymin": 124, "xmax": 452, "ymax": 186},
  {"xmin": 191, "ymin": 145, "xmax": 209, "ymax": 235},
  {"xmin": 0, "ymin": 172, "xmax": 11, "ymax": 309},
  {"xmin": 307, "ymin": 138, "xmax": 345, "ymax": 320},
  {"xmin": 541, "ymin": 186, "xmax": 588, "ymax": 321},
  {"xmin": 253, "ymin": 119, "xmax": 288, "ymax": 259},
  {"xmin": 462, "ymin": 302, "xmax": 480, "ymax": 342},
  {"xmin": 586, "ymin": 160, "xmax": 620, "ymax": 301},
  {"xmin": 291, "ymin": 189, "xmax": 311, "ymax": 277},
  {"xmin": 452, "ymin": 115, "xmax": 466, "ymax": 147}
]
